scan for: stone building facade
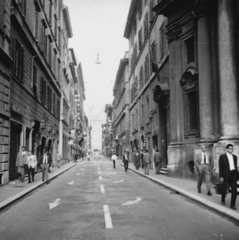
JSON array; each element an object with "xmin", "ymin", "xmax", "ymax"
[
  {"xmin": 112, "ymin": 52, "xmax": 130, "ymax": 159},
  {"xmin": 152, "ymin": 0, "xmax": 239, "ymax": 178},
  {"xmin": 124, "ymin": 0, "xmax": 170, "ymax": 168},
  {"xmin": 0, "ymin": 0, "xmax": 87, "ymax": 185}
]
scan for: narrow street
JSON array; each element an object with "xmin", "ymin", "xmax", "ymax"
[{"xmin": 0, "ymin": 157, "xmax": 238, "ymax": 240}]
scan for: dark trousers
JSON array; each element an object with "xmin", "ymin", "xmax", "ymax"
[
  {"xmin": 221, "ymin": 170, "xmax": 237, "ymax": 207},
  {"xmin": 124, "ymin": 161, "xmax": 128, "ymax": 172},
  {"xmin": 155, "ymin": 162, "xmax": 161, "ymax": 174},
  {"xmin": 27, "ymin": 167, "xmax": 35, "ymax": 183},
  {"xmin": 113, "ymin": 160, "xmax": 116, "ymax": 168}
]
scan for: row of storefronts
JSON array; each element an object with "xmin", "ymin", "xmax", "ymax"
[{"xmin": 0, "ymin": 0, "xmax": 90, "ymax": 185}]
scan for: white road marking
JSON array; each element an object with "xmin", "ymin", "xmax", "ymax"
[
  {"xmin": 113, "ymin": 180, "xmax": 124, "ymax": 183},
  {"xmin": 76, "ymin": 173, "xmax": 80, "ymax": 176},
  {"xmin": 122, "ymin": 198, "xmax": 141, "ymax": 206},
  {"xmin": 100, "ymin": 184, "xmax": 105, "ymax": 193},
  {"xmin": 68, "ymin": 181, "xmax": 74, "ymax": 185},
  {"xmin": 49, "ymin": 198, "xmax": 61, "ymax": 209},
  {"xmin": 103, "ymin": 205, "xmax": 113, "ymax": 229},
  {"xmin": 99, "ymin": 176, "xmax": 102, "ymax": 180}
]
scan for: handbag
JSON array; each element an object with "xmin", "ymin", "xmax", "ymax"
[{"xmin": 214, "ymin": 182, "xmax": 228, "ymax": 195}]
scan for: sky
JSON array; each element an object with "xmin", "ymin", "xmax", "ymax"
[{"xmin": 65, "ymin": 0, "xmax": 131, "ymax": 150}]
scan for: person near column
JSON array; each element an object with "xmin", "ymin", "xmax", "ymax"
[
  {"xmin": 134, "ymin": 150, "xmax": 140, "ymax": 170},
  {"xmin": 194, "ymin": 145, "xmax": 214, "ymax": 196},
  {"xmin": 26, "ymin": 151, "xmax": 37, "ymax": 183},
  {"xmin": 16, "ymin": 146, "xmax": 28, "ymax": 182},
  {"xmin": 40, "ymin": 149, "xmax": 50, "ymax": 183},
  {"xmin": 56, "ymin": 151, "xmax": 62, "ymax": 168},
  {"xmin": 144, "ymin": 150, "xmax": 151, "ymax": 175},
  {"xmin": 123, "ymin": 151, "xmax": 129, "ymax": 172},
  {"xmin": 140, "ymin": 149, "xmax": 144, "ymax": 169},
  {"xmin": 47, "ymin": 151, "xmax": 52, "ymax": 173},
  {"xmin": 219, "ymin": 144, "xmax": 239, "ymax": 210},
  {"xmin": 111, "ymin": 152, "xmax": 117, "ymax": 168},
  {"xmin": 154, "ymin": 149, "xmax": 162, "ymax": 175}
]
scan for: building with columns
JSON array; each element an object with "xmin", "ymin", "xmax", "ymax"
[
  {"xmin": 152, "ymin": 0, "xmax": 239, "ymax": 178},
  {"xmin": 112, "ymin": 52, "xmax": 130, "ymax": 159}
]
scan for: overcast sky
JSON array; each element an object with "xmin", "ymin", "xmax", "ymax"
[{"xmin": 65, "ymin": 0, "xmax": 131, "ymax": 149}]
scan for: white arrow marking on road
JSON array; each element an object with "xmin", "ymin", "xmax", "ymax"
[
  {"xmin": 68, "ymin": 181, "xmax": 74, "ymax": 185},
  {"xmin": 113, "ymin": 180, "xmax": 124, "ymax": 183},
  {"xmin": 76, "ymin": 173, "xmax": 80, "ymax": 176},
  {"xmin": 99, "ymin": 176, "xmax": 102, "ymax": 180},
  {"xmin": 49, "ymin": 198, "xmax": 61, "ymax": 209},
  {"xmin": 103, "ymin": 205, "xmax": 113, "ymax": 229},
  {"xmin": 100, "ymin": 185, "xmax": 105, "ymax": 193},
  {"xmin": 122, "ymin": 198, "xmax": 141, "ymax": 206}
]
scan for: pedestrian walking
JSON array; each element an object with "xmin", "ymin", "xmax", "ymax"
[
  {"xmin": 219, "ymin": 144, "xmax": 239, "ymax": 210},
  {"xmin": 111, "ymin": 152, "xmax": 117, "ymax": 168},
  {"xmin": 16, "ymin": 146, "xmax": 28, "ymax": 182},
  {"xmin": 194, "ymin": 145, "xmax": 214, "ymax": 196},
  {"xmin": 134, "ymin": 150, "xmax": 140, "ymax": 170},
  {"xmin": 154, "ymin": 149, "xmax": 162, "ymax": 175},
  {"xmin": 48, "ymin": 152, "xmax": 52, "ymax": 173},
  {"xmin": 56, "ymin": 151, "xmax": 62, "ymax": 168},
  {"xmin": 144, "ymin": 150, "xmax": 151, "ymax": 175},
  {"xmin": 140, "ymin": 149, "xmax": 144, "ymax": 169},
  {"xmin": 26, "ymin": 151, "xmax": 37, "ymax": 183},
  {"xmin": 123, "ymin": 151, "xmax": 129, "ymax": 172},
  {"xmin": 40, "ymin": 149, "xmax": 51, "ymax": 183}
]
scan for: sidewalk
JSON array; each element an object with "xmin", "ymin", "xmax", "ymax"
[
  {"xmin": 121, "ymin": 161, "xmax": 239, "ymax": 223},
  {"xmin": 0, "ymin": 160, "xmax": 80, "ymax": 211}
]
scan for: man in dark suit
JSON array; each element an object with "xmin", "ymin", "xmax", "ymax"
[
  {"xmin": 219, "ymin": 144, "xmax": 239, "ymax": 210},
  {"xmin": 194, "ymin": 145, "xmax": 214, "ymax": 196},
  {"xmin": 123, "ymin": 151, "xmax": 129, "ymax": 172}
]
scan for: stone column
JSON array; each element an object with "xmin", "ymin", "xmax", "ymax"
[
  {"xmin": 218, "ymin": 0, "xmax": 239, "ymax": 140},
  {"xmin": 197, "ymin": 13, "xmax": 214, "ymax": 141}
]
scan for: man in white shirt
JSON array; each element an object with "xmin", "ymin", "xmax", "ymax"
[
  {"xmin": 219, "ymin": 144, "xmax": 239, "ymax": 210},
  {"xmin": 194, "ymin": 145, "xmax": 214, "ymax": 196},
  {"xmin": 26, "ymin": 151, "xmax": 37, "ymax": 183},
  {"xmin": 111, "ymin": 152, "xmax": 117, "ymax": 168}
]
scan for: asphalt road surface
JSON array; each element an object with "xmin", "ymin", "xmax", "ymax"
[{"xmin": 0, "ymin": 157, "xmax": 238, "ymax": 240}]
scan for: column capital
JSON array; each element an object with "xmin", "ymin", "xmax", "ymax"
[{"xmin": 192, "ymin": 0, "xmax": 215, "ymax": 19}]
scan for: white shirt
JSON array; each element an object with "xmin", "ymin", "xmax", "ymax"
[
  {"xmin": 226, "ymin": 153, "xmax": 235, "ymax": 171},
  {"xmin": 111, "ymin": 155, "xmax": 117, "ymax": 161},
  {"xmin": 200, "ymin": 152, "xmax": 208, "ymax": 164}
]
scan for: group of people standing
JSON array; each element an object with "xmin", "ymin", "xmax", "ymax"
[
  {"xmin": 15, "ymin": 146, "xmax": 63, "ymax": 184},
  {"xmin": 195, "ymin": 144, "xmax": 239, "ymax": 210}
]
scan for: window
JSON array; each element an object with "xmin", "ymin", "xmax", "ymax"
[
  {"xmin": 138, "ymin": 28, "xmax": 142, "ymax": 50},
  {"xmin": 145, "ymin": 55, "xmax": 149, "ymax": 82},
  {"xmin": 47, "ymin": 87, "xmax": 52, "ymax": 111},
  {"xmin": 49, "ymin": 2, "xmax": 52, "ymax": 26},
  {"xmin": 159, "ymin": 24, "xmax": 164, "ymax": 60},
  {"xmin": 57, "ymin": 99, "xmax": 60, "ymax": 118},
  {"xmin": 138, "ymin": 0, "xmax": 142, "ymax": 20},
  {"xmin": 35, "ymin": 11, "xmax": 39, "ymax": 40},
  {"xmin": 52, "ymin": 93, "xmax": 56, "ymax": 114},
  {"xmin": 41, "ymin": 78, "xmax": 46, "ymax": 105},
  {"xmin": 48, "ymin": 42, "xmax": 52, "ymax": 67},
  {"xmin": 180, "ymin": 71, "xmax": 199, "ymax": 138},
  {"xmin": 33, "ymin": 65, "xmax": 37, "ymax": 96},
  {"xmin": 44, "ymin": 33, "xmax": 48, "ymax": 58},
  {"xmin": 185, "ymin": 36, "xmax": 195, "ymax": 64},
  {"xmin": 19, "ymin": 0, "xmax": 26, "ymax": 15},
  {"xmin": 144, "ymin": 12, "xmax": 148, "ymax": 40},
  {"xmin": 13, "ymin": 39, "xmax": 24, "ymax": 80},
  {"xmin": 54, "ymin": 15, "xmax": 58, "ymax": 39},
  {"xmin": 140, "ymin": 66, "xmax": 143, "ymax": 88}
]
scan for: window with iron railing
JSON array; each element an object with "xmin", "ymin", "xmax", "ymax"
[{"xmin": 13, "ymin": 39, "xmax": 24, "ymax": 81}]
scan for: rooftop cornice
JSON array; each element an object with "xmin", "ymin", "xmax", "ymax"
[{"xmin": 62, "ymin": 6, "xmax": 73, "ymax": 38}]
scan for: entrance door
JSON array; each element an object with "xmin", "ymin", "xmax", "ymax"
[{"xmin": 9, "ymin": 125, "xmax": 21, "ymax": 180}]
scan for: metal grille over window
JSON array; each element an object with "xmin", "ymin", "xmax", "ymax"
[
  {"xmin": 187, "ymin": 91, "xmax": 198, "ymax": 130},
  {"xmin": 185, "ymin": 37, "xmax": 195, "ymax": 64}
]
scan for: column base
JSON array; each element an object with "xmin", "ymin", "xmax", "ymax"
[
  {"xmin": 219, "ymin": 136, "xmax": 239, "ymax": 142},
  {"xmin": 199, "ymin": 139, "xmax": 217, "ymax": 144}
]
